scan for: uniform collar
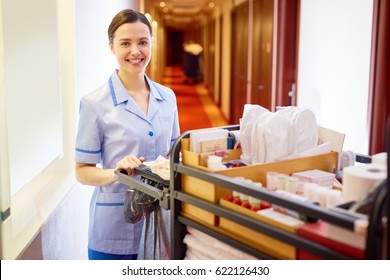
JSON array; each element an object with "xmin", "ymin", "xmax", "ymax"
[
  {"xmin": 109, "ymin": 70, "xmax": 164, "ymax": 123},
  {"xmin": 109, "ymin": 70, "xmax": 164, "ymax": 107}
]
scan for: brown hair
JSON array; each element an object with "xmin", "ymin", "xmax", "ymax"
[{"xmin": 108, "ymin": 9, "xmax": 152, "ymax": 43}]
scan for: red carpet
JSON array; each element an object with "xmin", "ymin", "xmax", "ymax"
[{"xmin": 163, "ymin": 66, "xmax": 213, "ymax": 133}]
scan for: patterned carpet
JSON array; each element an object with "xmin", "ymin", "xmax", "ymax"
[{"xmin": 162, "ymin": 66, "xmax": 227, "ymax": 134}]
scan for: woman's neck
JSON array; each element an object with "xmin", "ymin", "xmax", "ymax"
[
  {"xmin": 117, "ymin": 69, "xmax": 150, "ymax": 115},
  {"xmin": 117, "ymin": 70, "xmax": 148, "ymax": 96}
]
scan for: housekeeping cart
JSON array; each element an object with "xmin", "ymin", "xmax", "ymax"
[
  {"xmin": 169, "ymin": 124, "xmax": 388, "ymax": 260},
  {"xmin": 116, "ymin": 124, "xmax": 389, "ymax": 259}
]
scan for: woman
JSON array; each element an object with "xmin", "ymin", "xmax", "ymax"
[{"xmin": 75, "ymin": 9, "xmax": 180, "ymax": 260}]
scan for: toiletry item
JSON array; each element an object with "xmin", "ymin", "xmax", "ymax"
[
  {"xmin": 326, "ymin": 189, "xmax": 342, "ymax": 208},
  {"xmin": 303, "ymin": 182, "xmax": 318, "ymax": 200},
  {"xmin": 207, "ymin": 155, "xmax": 227, "ymax": 170},
  {"xmin": 285, "ymin": 177, "xmax": 299, "ymax": 194},
  {"xmin": 266, "ymin": 171, "xmax": 279, "ymax": 191},
  {"xmin": 276, "ymin": 174, "xmax": 289, "ymax": 191},
  {"xmin": 272, "ymin": 190, "xmax": 319, "ymax": 223}
]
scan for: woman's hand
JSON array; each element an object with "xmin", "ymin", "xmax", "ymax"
[{"xmin": 116, "ymin": 155, "xmax": 145, "ymax": 176}]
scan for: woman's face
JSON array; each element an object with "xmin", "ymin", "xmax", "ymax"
[{"xmin": 110, "ymin": 21, "xmax": 152, "ymax": 75}]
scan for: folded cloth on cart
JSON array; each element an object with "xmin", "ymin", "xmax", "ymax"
[
  {"xmin": 183, "ymin": 226, "xmax": 257, "ymax": 260},
  {"xmin": 240, "ymin": 104, "xmax": 269, "ymax": 164},
  {"xmin": 240, "ymin": 105, "xmax": 318, "ymax": 164},
  {"xmin": 144, "ymin": 155, "xmax": 170, "ymax": 180}
]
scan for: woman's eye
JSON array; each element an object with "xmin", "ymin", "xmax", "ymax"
[
  {"xmin": 140, "ymin": 41, "xmax": 148, "ymax": 46},
  {"xmin": 121, "ymin": 42, "xmax": 130, "ymax": 46}
]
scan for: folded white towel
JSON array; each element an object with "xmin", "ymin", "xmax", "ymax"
[
  {"xmin": 147, "ymin": 155, "xmax": 170, "ymax": 180},
  {"xmin": 240, "ymin": 104, "xmax": 269, "ymax": 164},
  {"xmin": 291, "ymin": 108, "xmax": 318, "ymax": 154},
  {"xmin": 186, "ymin": 227, "xmax": 258, "ymax": 260},
  {"xmin": 185, "ymin": 233, "xmax": 234, "ymax": 259},
  {"xmin": 251, "ymin": 111, "xmax": 290, "ymax": 163},
  {"xmin": 243, "ymin": 106, "xmax": 318, "ymax": 164},
  {"xmin": 185, "ymin": 247, "xmax": 206, "ymax": 260}
]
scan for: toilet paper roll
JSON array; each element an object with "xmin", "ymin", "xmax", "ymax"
[{"xmin": 342, "ymin": 164, "xmax": 387, "ymax": 203}]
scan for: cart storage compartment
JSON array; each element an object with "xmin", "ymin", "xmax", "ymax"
[{"xmin": 181, "ymin": 135, "xmax": 338, "ymax": 226}]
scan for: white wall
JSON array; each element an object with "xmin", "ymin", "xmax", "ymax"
[
  {"xmin": 3, "ymin": 0, "xmax": 63, "ymax": 197},
  {"xmin": 297, "ymin": 0, "xmax": 373, "ymax": 155},
  {"xmin": 0, "ymin": 0, "xmax": 77, "ymax": 260},
  {"xmin": 76, "ymin": 0, "xmax": 136, "ymax": 102},
  {"xmin": 0, "ymin": 0, "xmax": 138, "ymax": 260}
]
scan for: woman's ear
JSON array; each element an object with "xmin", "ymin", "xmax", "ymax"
[{"xmin": 109, "ymin": 42, "xmax": 115, "ymax": 54}]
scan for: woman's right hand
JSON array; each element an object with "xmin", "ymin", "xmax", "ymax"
[{"xmin": 116, "ymin": 155, "xmax": 146, "ymax": 176}]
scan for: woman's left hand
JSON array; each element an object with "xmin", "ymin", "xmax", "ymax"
[{"xmin": 116, "ymin": 155, "xmax": 146, "ymax": 176}]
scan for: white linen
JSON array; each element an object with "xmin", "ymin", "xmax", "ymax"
[{"xmin": 183, "ymin": 226, "xmax": 258, "ymax": 260}]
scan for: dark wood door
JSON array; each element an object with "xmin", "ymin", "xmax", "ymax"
[
  {"xmin": 274, "ymin": 0, "xmax": 299, "ymax": 107},
  {"xmin": 230, "ymin": 1, "xmax": 249, "ymax": 124},
  {"xmin": 369, "ymin": 0, "xmax": 390, "ymax": 154},
  {"xmin": 251, "ymin": 0, "xmax": 274, "ymax": 110},
  {"xmin": 166, "ymin": 29, "xmax": 183, "ymax": 66}
]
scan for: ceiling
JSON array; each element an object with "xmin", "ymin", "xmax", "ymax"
[{"xmin": 149, "ymin": 0, "xmax": 221, "ymax": 30}]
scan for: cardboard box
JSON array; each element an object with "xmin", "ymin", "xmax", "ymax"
[
  {"xmin": 180, "ymin": 137, "xmax": 338, "ymax": 226},
  {"xmin": 181, "ymin": 138, "xmax": 242, "ymax": 169},
  {"xmin": 217, "ymin": 151, "xmax": 338, "ymax": 186},
  {"xmin": 219, "ymin": 198, "xmax": 304, "ymax": 259},
  {"xmin": 181, "ymin": 138, "xmax": 242, "ymax": 225}
]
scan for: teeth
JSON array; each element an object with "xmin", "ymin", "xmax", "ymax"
[{"xmin": 128, "ymin": 59, "xmax": 141, "ymax": 63}]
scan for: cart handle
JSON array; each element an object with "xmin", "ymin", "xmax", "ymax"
[{"xmin": 114, "ymin": 169, "xmax": 170, "ymax": 209}]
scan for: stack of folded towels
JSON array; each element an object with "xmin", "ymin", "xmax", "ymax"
[
  {"xmin": 183, "ymin": 226, "xmax": 257, "ymax": 260},
  {"xmin": 240, "ymin": 104, "xmax": 318, "ymax": 164}
]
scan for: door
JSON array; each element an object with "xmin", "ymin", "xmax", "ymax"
[
  {"xmin": 251, "ymin": 0, "xmax": 274, "ymax": 110},
  {"xmin": 230, "ymin": 1, "xmax": 249, "ymax": 124},
  {"xmin": 274, "ymin": 0, "xmax": 299, "ymax": 108}
]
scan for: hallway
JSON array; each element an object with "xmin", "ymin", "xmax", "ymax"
[{"xmin": 162, "ymin": 66, "xmax": 228, "ymax": 133}]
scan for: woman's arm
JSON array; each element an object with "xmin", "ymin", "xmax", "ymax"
[
  {"xmin": 75, "ymin": 162, "xmax": 116, "ymax": 186},
  {"xmin": 75, "ymin": 155, "xmax": 145, "ymax": 186}
]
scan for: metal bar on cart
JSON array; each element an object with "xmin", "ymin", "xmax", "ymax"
[
  {"xmin": 387, "ymin": 120, "xmax": 390, "ymax": 259},
  {"xmin": 169, "ymin": 125, "xmax": 241, "ymax": 259},
  {"xmin": 114, "ymin": 169, "xmax": 170, "ymax": 209},
  {"xmin": 173, "ymin": 163, "xmax": 358, "ymax": 230},
  {"xmin": 176, "ymin": 199, "xmax": 352, "ymax": 259}
]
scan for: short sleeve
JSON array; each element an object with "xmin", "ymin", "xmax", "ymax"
[
  {"xmin": 75, "ymin": 98, "xmax": 102, "ymax": 164},
  {"xmin": 170, "ymin": 106, "xmax": 180, "ymax": 147}
]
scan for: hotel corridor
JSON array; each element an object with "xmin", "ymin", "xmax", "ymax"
[{"xmin": 161, "ymin": 66, "xmax": 228, "ymax": 133}]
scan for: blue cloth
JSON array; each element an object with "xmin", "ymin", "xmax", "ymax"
[
  {"xmin": 75, "ymin": 70, "xmax": 180, "ymax": 255},
  {"xmin": 88, "ymin": 248, "xmax": 137, "ymax": 260}
]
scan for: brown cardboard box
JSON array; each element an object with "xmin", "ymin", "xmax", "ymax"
[
  {"xmin": 180, "ymin": 137, "xmax": 338, "ymax": 226},
  {"xmin": 217, "ymin": 151, "xmax": 338, "ymax": 185},
  {"xmin": 219, "ymin": 198, "xmax": 303, "ymax": 259},
  {"xmin": 181, "ymin": 138, "xmax": 242, "ymax": 225}
]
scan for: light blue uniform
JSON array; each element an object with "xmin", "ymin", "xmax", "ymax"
[{"xmin": 75, "ymin": 70, "xmax": 180, "ymax": 255}]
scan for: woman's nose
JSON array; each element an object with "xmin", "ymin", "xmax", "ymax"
[{"xmin": 130, "ymin": 45, "xmax": 140, "ymax": 55}]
